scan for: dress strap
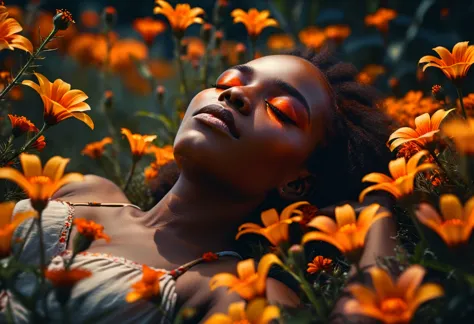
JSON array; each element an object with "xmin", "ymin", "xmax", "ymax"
[
  {"xmin": 56, "ymin": 200, "xmax": 142, "ymax": 210},
  {"xmin": 169, "ymin": 251, "xmax": 242, "ymax": 279}
]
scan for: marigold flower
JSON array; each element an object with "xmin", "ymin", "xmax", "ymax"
[
  {"xmin": 121, "ymin": 128, "xmax": 157, "ymax": 159},
  {"xmin": 356, "ymin": 64, "xmax": 386, "ymax": 85},
  {"xmin": 133, "ymin": 17, "xmax": 166, "ymax": 46},
  {"xmin": 8, "ymin": 114, "xmax": 38, "ymax": 137},
  {"xmin": 345, "ymin": 265, "xmax": 444, "ymax": 324},
  {"xmin": 81, "ymin": 137, "xmax": 113, "ymax": 159},
  {"xmin": 153, "ymin": 0, "xmax": 204, "ymax": 37},
  {"xmin": 266, "ymin": 34, "xmax": 295, "ymax": 51},
  {"xmin": 144, "ymin": 163, "xmax": 159, "ymax": 183},
  {"xmin": 45, "ymin": 268, "xmax": 92, "ymax": 287},
  {"xmin": 0, "ymin": 153, "xmax": 83, "ymax": 211},
  {"xmin": 419, "ymin": 41, "xmax": 474, "ymax": 84},
  {"xmin": 396, "ymin": 142, "xmax": 423, "ymax": 161},
  {"xmin": 109, "ymin": 39, "xmax": 148, "ymax": 73},
  {"xmin": 359, "ymin": 150, "xmax": 436, "ymax": 201},
  {"xmin": 442, "ymin": 118, "xmax": 474, "ymax": 153},
  {"xmin": 22, "ymin": 73, "xmax": 94, "ymax": 129},
  {"xmin": 203, "ymin": 252, "xmax": 218, "ymax": 262},
  {"xmin": 73, "ymin": 218, "xmax": 110, "ymax": 243},
  {"xmin": 236, "ymin": 201, "xmax": 309, "ymax": 246},
  {"xmin": 324, "ymin": 25, "xmax": 351, "ymax": 44},
  {"xmin": 0, "ymin": 10, "xmax": 33, "ymax": 53},
  {"xmin": 416, "ymin": 194, "xmax": 474, "ymax": 247},
  {"xmin": 298, "ymin": 26, "xmax": 326, "ymax": 49},
  {"xmin": 181, "ymin": 36, "xmax": 205, "ymax": 68},
  {"xmin": 303, "ymin": 204, "xmax": 390, "ymax": 263},
  {"xmin": 307, "ymin": 256, "xmax": 333, "ymax": 274},
  {"xmin": 387, "ymin": 108, "xmax": 454, "ymax": 151},
  {"xmin": 0, "ymin": 202, "xmax": 36, "ymax": 258},
  {"xmin": 67, "ymin": 33, "xmax": 107, "ymax": 67},
  {"xmin": 209, "ymin": 254, "xmax": 282, "ymax": 300},
  {"xmin": 147, "ymin": 145, "xmax": 174, "ymax": 166},
  {"xmin": 204, "ymin": 298, "xmax": 280, "ymax": 324},
  {"xmin": 365, "ymin": 8, "xmax": 397, "ymax": 33},
  {"xmin": 126, "ymin": 265, "xmax": 167, "ymax": 303},
  {"xmin": 31, "ymin": 135, "xmax": 46, "ymax": 152},
  {"xmin": 53, "ymin": 9, "xmax": 75, "ymax": 31},
  {"xmin": 231, "ymin": 8, "xmax": 278, "ymax": 39}
]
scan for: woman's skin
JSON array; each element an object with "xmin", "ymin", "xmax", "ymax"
[{"xmin": 52, "ymin": 55, "xmax": 396, "ymax": 322}]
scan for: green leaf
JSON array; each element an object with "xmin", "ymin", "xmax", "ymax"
[{"xmin": 135, "ymin": 111, "xmax": 174, "ymax": 132}]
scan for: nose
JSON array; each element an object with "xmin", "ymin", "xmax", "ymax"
[{"xmin": 218, "ymin": 87, "xmax": 251, "ymax": 115}]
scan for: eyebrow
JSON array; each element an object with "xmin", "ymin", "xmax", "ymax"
[{"xmin": 230, "ymin": 65, "xmax": 311, "ymax": 117}]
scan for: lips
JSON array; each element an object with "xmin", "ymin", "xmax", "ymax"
[{"xmin": 193, "ymin": 104, "xmax": 240, "ymax": 139}]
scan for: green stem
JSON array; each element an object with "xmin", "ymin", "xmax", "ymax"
[
  {"xmin": 102, "ymin": 153, "xmax": 123, "ymax": 187},
  {"xmin": 7, "ymin": 123, "xmax": 48, "ymax": 163},
  {"xmin": 0, "ymin": 27, "xmax": 58, "ymax": 100},
  {"xmin": 36, "ymin": 211, "xmax": 46, "ymax": 285},
  {"xmin": 457, "ymin": 87, "xmax": 467, "ymax": 119},
  {"xmin": 123, "ymin": 159, "xmax": 138, "ymax": 192},
  {"xmin": 174, "ymin": 37, "xmax": 190, "ymax": 103},
  {"xmin": 201, "ymin": 42, "xmax": 211, "ymax": 90}
]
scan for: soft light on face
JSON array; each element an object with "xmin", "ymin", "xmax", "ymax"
[{"xmin": 174, "ymin": 55, "xmax": 332, "ymax": 197}]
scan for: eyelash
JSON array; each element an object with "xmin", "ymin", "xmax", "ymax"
[{"xmin": 210, "ymin": 84, "xmax": 297, "ymax": 126}]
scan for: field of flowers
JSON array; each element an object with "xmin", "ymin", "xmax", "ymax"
[{"xmin": 0, "ymin": 0, "xmax": 474, "ymax": 323}]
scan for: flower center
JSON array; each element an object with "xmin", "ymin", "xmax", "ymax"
[
  {"xmin": 339, "ymin": 223, "xmax": 357, "ymax": 234},
  {"xmin": 29, "ymin": 176, "xmax": 52, "ymax": 185},
  {"xmin": 380, "ymin": 298, "xmax": 408, "ymax": 315}
]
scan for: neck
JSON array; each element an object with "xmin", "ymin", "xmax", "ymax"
[{"xmin": 143, "ymin": 173, "xmax": 265, "ymax": 254}]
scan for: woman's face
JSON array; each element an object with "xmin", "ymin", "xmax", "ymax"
[{"xmin": 174, "ymin": 55, "xmax": 332, "ymax": 197}]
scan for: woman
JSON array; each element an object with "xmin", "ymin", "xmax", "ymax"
[{"xmin": 9, "ymin": 49, "xmax": 396, "ymax": 323}]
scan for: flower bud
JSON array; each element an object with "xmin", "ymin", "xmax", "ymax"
[
  {"xmin": 200, "ymin": 23, "xmax": 213, "ymax": 44},
  {"xmin": 156, "ymin": 85, "xmax": 165, "ymax": 102},
  {"xmin": 431, "ymin": 84, "xmax": 445, "ymax": 102},
  {"xmin": 103, "ymin": 90, "xmax": 113, "ymax": 111},
  {"xmin": 102, "ymin": 6, "xmax": 117, "ymax": 28},
  {"xmin": 53, "ymin": 9, "xmax": 75, "ymax": 31},
  {"xmin": 214, "ymin": 30, "xmax": 223, "ymax": 49}
]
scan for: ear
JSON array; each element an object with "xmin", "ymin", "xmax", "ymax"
[{"xmin": 278, "ymin": 170, "xmax": 316, "ymax": 201}]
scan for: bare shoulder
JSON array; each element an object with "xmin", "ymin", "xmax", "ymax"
[{"xmin": 52, "ymin": 174, "xmax": 129, "ymax": 203}]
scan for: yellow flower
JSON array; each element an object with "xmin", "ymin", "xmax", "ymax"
[
  {"xmin": 419, "ymin": 41, "xmax": 474, "ymax": 84},
  {"xmin": 133, "ymin": 17, "xmax": 166, "ymax": 46},
  {"xmin": 387, "ymin": 108, "xmax": 455, "ymax": 151},
  {"xmin": 442, "ymin": 118, "xmax": 474, "ymax": 153},
  {"xmin": 121, "ymin": 128, "xmax": 157, "ymax": 159},
  {"xmin": 236, "ymin": 201, "xmax": 309, "ymax": 246},
  {"xmin": 0, "ymin": 153, "xmax": 83, "ymax": 211},
  {"xmin": 345, "ymin": 265, "xmax": 443, "ymax": 324},
  {"xmin": 416, "ymin": 194, "xmax": 474, "ymax": 247},
  {"xmin": 126, "ymin": 265, "xmax": 167, "ymax": 303},
  {"xmin": 22, "ymin": 73, "xmax": 93, "ymax": 129},
  {"xmin": 153, "ymin": 0, "xmax": 204, "ymax": 36},
  {"xmin": 0, "ymin": 9, "xmax": 33, "ymax": 53},
  {"xmin": 0, "ymin": 202, "xmax": 36, "ymax": 258},
  {"xmin": 204, "ymin": 298, "xmax": 280, "ymax": 324},
  {"xmin": 209, "ymin": 254, "xmax": 282, "ymax": 300},
  {"xmin": 231, "ymin": 8, "xmax": 278, "ymax": 38},
  {"xmin": 81, "ymin": 137, "xmax": 113, "ymax": 159},
  {"xmin": 302, "ymin": 204, "xmax": 390, "ymax": 263},
  {"xmin": 359, "ymin": 150, "xmax": 436, "ymax": 201}
]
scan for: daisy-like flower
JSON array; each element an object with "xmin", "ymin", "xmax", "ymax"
[
  {"xmin": 442, "ymin": 118, "xmax": 474, "ymax": 153},
  {"xmin": 298, "ymin": 26, "xmax": 326, "ymax": 49},
  {"xmin": 365, "ymin": 8, "xmax": 397, "ymax": 33},
  {"xmin": 153, "ymin": 0, "xmax": 204, "ymax": 37},
  {"xmin": 209, "ymin": 254, "xmax": 282, "ymax": 300},
  {"xmin": 236, "ymin": 201, "xmax": 309, "ymax": 246},
  {"xmin": 121, "ymin": 128, "xmax": 157, "ymax": 159},
  {"xmin": 81, "ymin": 137, "xmax": 113, "ymax": 159},
  {"xmin": 126, "ymin": 265, "xmax": 167, "ymax": 303},
  {"xmin": 0, "ymin": 153, "xmax": 83, "ymax": 211},
  {"xmin": 0, "ymin": 10, "xmax": 33, "ymax": 53},
  {"xmin": 22, "ymin": 73, "xmax": 94, "ymax": 129},
  {"xmin": 387, "ymin": 108, "xmax": 455, "ymax": 151},
  {"xmin": 302, "ymin": 204, "xmax": 390, "ymax": 263},
  {"xmin": 306, "ymin": 256, "xmax": 333, "ymax": 274},
  {"xmin": 0, "ymin": 201, "xmax": 36, "ymax": 258},
  {"xmin": 8, "ymin": 114, "xmax": 38, "ymax": 137},
  {"xmin": 231, "ymin": 8, "xmax": 278, "ymax": 39},
  {"xmin": 416, "ymin": 194, "xmax": 474, "ymax": 247},
  {"xmin": 204, "ymin": 298, "xmax": 280, "ymax": 324},
  {"xmin": 147, "ymin": 145, "xmax": 174, "ymax": 167},
  {"xmin": 419, "ymin": 41, "xmax": 474, "ymax": 85},
  {"xmin": 73, "ymin": 218, "xmax": 110, "ymax": 242},
  {"xmin": 345, "ymin": 265, "xmax": 443, "ymax": 324},
  {"xmin": 359, "ymin": 150, "xmax": 436, "ymax": 201},
  {"xmin": 133, "ymin": 17, "xmax": 166, "ymax": 46}
]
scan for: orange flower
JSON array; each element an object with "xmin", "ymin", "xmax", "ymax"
[
  {"xmin": 231, "ymin": 8, "xmax": 278, "ymax": 38},
  {"xmin": 359, "ymin": 150, "xmax": 436, "ymax": 201},
  {"xmin": 31, "ymin": 11, "xmax": 77, "ymax": 52},
  {"xmin": 81, "ymin": 137, "xmax": 113, "ymax": 159},
  {"xmin": 8, "ymin": 114, "xmax": 38, "ymax": 137},
  {"xmin": 203, "ymin": 252, "xmax": 218, "ymax": 262},
  {"xmin": 133, "ymin": 17, "xmax": 166, "ymax": 46},
  {"xmin": 236, "ymin": 201, "xmax": 309, "ymax": 246},
  {"xmin": 266, "ymin": 34, "xmax": 295, "ymax": 51},
  {"xmin": 345, "ymin": 265, "xmax": 444, "ymax": 324},
  {"xmin": 181, "ymin": 36, "xmax": 205, "ymax": 68},
  {"xmin": 31, "ymin": 135, "xmax": 46, "ymax": 152},
  {"xmin": 306, "ymin": 256, "xmax": 333, "ymax": 274},
  {"xmin": 144, "ymin": 163, "xmax": 159, "ymax": 183},
  {"xmin": 147, "ymin": 144, "xmax": 174, "ymax": 166},
  {"xmin": 442, "ymin": 118, "xmax": 474, "ymax": 153},
  {"xmin": 324, "ymin": 25, "xmax": 351, "ymax": 44},
  {"xmin": 416, "ymin": 194, "xmax": 474, "ymax": 247},
  {"xmin": 22, "ymin": 73, "xmax": 94, "ymax": 129},
  {"xmin": 356, "ymin": 64, "xmax": 386, "ymax": 85},
  {"xmin": 298, "ymin": 26, "xmax": 326, "ymax": 49},
  {"xmin": 303, "ymin": 204, "xmax": 390, "ymax": 263},
  {"xmin": 419, "ymin": 41, "xmax": 474, "ymax": 83},
  {"xmin": 67, "ymin": 33, "xmax": 106, "ymax": 67},
  {"xmin": 0, "ymin": 9, "xmax": 33, "ymax": 53},
  {"xmin": 153, "ymin": 0, "xmax": 204, "ymax": 36},
  {"xmin": 45, "ymin": 268, "xmax": 92, "ymax": 287},
  {"xmin": 387, "ymin": 108, "xmax": 455, "ymax": 151},
  {"xmin": 204, "ymin": 298, "xmax": 280, "ymax": 324},
  {"xmin": 73, "ymin": 218, "xmax": 110, "ymax": 243},
  {"xmin": 126, "ymin": 265, "xmax": 167, "ymax": 303},
  {"xmin": 0, "ymin": 201, "xmax": 36, "ymax": 258},
  {"xmin": 80, "ymin": 10, "xmax": 100, "ymax": 28},
  {"xmin": 209, "ymin": 254, "xmax": 282, "ymax": 300},
  {"xmin": 365, "ymin": 8, "xmax": 397, "ymax": 33},
  {"xmin": 109, "ymin": 39, "xmax": 148, "ymax": 73},
  {"xmin": 121, "ymin": 128, "xmax": 157, "ymax": 159},
  {"xmin": 0, "ymin": 153, "xmax": 83, "ymax": 211},
  {"xmin": 6, "ymin": 6, "xmax": 23, "ymax": 25},
  {"xmin": 53, "ymin": 9, "xmax": 75, "ymax": 31}
]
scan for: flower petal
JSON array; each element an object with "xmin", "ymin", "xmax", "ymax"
[
  {"xmin": 306, "ymin": 216, "xmax": 338, "ymax": 233},
  {"xmin": 410, "ymin": 283, "xmax": 444, "ymax": 313},
  {"xmin": 209, "ymin": 273, "xmax": 239, "ymax": 291},
  {"xmin": 71, "ymin": 112, "xmax": 94, "ymax": 129},
  {"xmin": 256, "ymin": 254, "xmax": 283, "ymax": 294},
  {"xmin": 237, "ymin": 259, "xmax": 256, "ymax": 280},
  {"xmin": 369, "ymin": 267, "xmax": 396, "ymax": 299},
  {"xmin": 335, "ymin": 204, "xmax": 356, "ymax": 227},
  {"xmin": 347, "ymin": 284, "xmax": 378, "ymax": 305},
  {"xmin": 245, "ymin": 298, "xmax": 266, "ymax": 322},
  {"xmin": 20, "ymin": 153, "xmax": 42, "ymax": 177},
  {"xmin": 361, "ymin": 172, "xmax": 393, "ymax": 184},
  {"xmin": 260, "ymin": 209, "xmax": 279, "ymax": 227},
  {"xmin": 228, "ymin": 301, "xmax": 246, "ymax": 321},
  {"xmin": 204, "ymin": 314, "xmax": 233, "ymax": 324},
  {"xmin": 280, "ymin": 201, "xmax": 309, "ymax": 220},
  {"xmin": 0, "ymin": 168, "xmax": 32, "ymax": 194},
  {"xmin": 440, "ymin": 194, "xmax": 463, "ymax": 221},
  {"xmin": 42, "ymin": 156, "xmax": 70, "ymax": 181},
  {"xmin": 397, "ymin": 265, "xmax": 425, "ymax": 301}
]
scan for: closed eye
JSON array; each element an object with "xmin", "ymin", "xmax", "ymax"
[
  {"xmin": 265, "ymin": 100, "xmax": 297, "ymax": 126},
  {"xmin": 210, "ymin": 83, "xmax": 231, "ymax": 90}
]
